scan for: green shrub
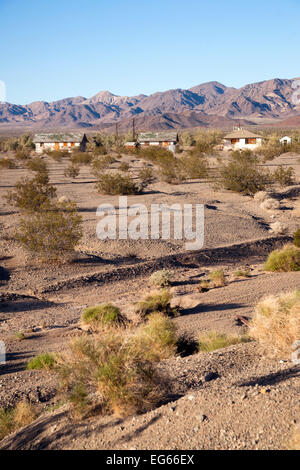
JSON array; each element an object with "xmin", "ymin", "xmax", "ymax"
[
  {"xmin": 95, "ymin": 173, "xmax": 139, "ymax": 195},
  {"xmin": 57, "ymin": 331, "xmax": 166, "ymax": 417},
  {"xmin": 81, "ymin": 303, "xmax": 126, "ymax": 327},
  {"xmin": 64, "ymin": 164, "xmax": 80, "ymax": 179},
  {"xmin": 26, "ymin": 157, "xmax": 47, "ymax": 173},
  {"xmin": 135, "ymin": 289, "xmax": 179, "ymax": 318},
  {"xmin": 15, "ymin": 200, "xmax": 83, "ymax": 262},
  {"xmin": 0, "ymin": 158, "xmax": 16, "ymax": 169},
  {"xmin": 119, "ymin": 161, "xmax": 130, "ymax": 172},
  {"xmin": 138, "ymin": 166, "xmax": 154, "ymax": 186},
  {"xmin": 198, "ymin": 331, "xmax": 250, "ymax": 352},
  {"xmin": 218, "ymin": 158, "xmax": 272, "ymax": 195},
  {"xmin": 181, "ymin": 154, "xmax": 209, "ymax": 179},
  {"xmin": 132, "ymin": 312, "xmax": 177, "ymax": 362},
  {"xmin": 294, "ymin": 229, "xmax": 300, "ymax": 248},
  {"xmin": 264, "ymin": 244, "xmax": 300, "ymax": 272},
  {"xmin": 70, "ymin": 152, "xmax": 93, "ymax": 165},
  {"xmin": 14, "ymin": 149, "xmax": 31, "ymax": 160},
  {"xmin": 273, "ymin": 166, "xmax": 295, "ymax": 186},
  {"xmin": 26, "ymin": 353, "xmax": 57, "ymax": 370},
  {"xmin": 6, "ymin": 173, "xmax": 57, "ymax": 212}
]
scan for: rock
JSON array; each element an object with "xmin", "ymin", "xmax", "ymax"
[{"xmin": 204, "ymin": 371, "xmax": 219, "ymax": 382}]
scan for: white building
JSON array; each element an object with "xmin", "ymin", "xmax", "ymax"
[
  {"xmin": 223, "ymin": 128, "xmax": 262, "ymax": 151},
  {"xmin": 137, "ymin": 132, "xmax": 178, "ymax": 153},
  {"xmin": 280, "ymin": 136, "xmax": 292, "ymax": 146},
  {"xmin": 33, "ymin": 133, "xmax": 87, "ymax": 154}
]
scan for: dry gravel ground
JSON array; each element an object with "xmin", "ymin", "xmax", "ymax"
[{"xmin": 0, "ymin": 150, "xmax": 299, "ymax": 449}]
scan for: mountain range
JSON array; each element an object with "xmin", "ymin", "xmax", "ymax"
[{"xmin": 1, "ymin": 78, "xmax": 300, "ymax": 132}]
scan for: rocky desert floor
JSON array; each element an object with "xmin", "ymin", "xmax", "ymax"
[{"xmin": 0, "ymin": 150, "xmax": 299, "ymax": 450}]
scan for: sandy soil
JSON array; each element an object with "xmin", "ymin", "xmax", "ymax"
[{"xmin": 0, "ymin": 150, "xmax": 299, "ymax": 449}]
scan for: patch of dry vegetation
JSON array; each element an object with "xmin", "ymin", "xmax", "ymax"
[
  {"xmin": 198, "ymin": 331, "xmax": 250, "ymax": 352},
  {"xmin": 249, "ymin": 290, "xmax": 300, "ymax": 359},
  {"xmin": 264, "ymin": 244, "xmax": 300, "ymax": 272},
  {"xmin": 0, "ymin": 401, "xmax": 37, "ymax": 440}
]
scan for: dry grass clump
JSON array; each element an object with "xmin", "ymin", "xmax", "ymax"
[
  {"xmin": 209, "ymin": 270, "xmax": 226, "ymax": 287},
  {"xmin": 81, "ymin": 303, "xmax": 126, "ymax": 329},
  {"xmin": 119, "ymin": 161, "xmax": 130, "ymax": 172},
  {"xmin": 26, "ymin": 353, "xmax": 57, "ymax": 370},
  {"xmin": 132, "ymin": 312, "xmax": 177, "ymax": 362},
  {"xmin": 294, "ymin": 229, "xmax": 300, "ymax": 248},
  {"xmin": 149, "ymin": 269, "xmax": 173, "ymax": 288},
  {"xmin": 253, "ymin": 191, "xmax": 269, "ymax": 203},
  {"xmin": 260, "ymin": 198, "xmax": 280, "ymax": 211},
  {"xmin": 249, "ymin": 290, "xmax": 300, "ymax": 359},
  {"xmin": 198, "ymin": 331, "xmax": 250, "ymax": 352},
  {"xmin": 264, "ymin": 244, "xmax": 300, "ymax": 272},
  {"xmin": 0, "ymin": 401, "xmax": 37, "ymax": 439},
  {"xmin": 57, "ymin": 328, "xmax": 168, "ymax": 418},
  {"xmin": 135, "ymin": 289, "xmax": 179, "ymax": 318},
  {"xmin": 234, "ymin": 270, "xmax": 250, "ymax": 278},
  {"xmin": 269, "ymin": 221, "xmax": 288, "ymax": 235}
]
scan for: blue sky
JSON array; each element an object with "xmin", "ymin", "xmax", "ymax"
[{"xmin": 1, "ymin": 0, "xmax": 300, "ymax": 104}]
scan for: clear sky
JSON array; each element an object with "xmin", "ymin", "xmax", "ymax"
[{"xmin": 1, "ymin": 0, "xmax": 300, "ymax": 104}]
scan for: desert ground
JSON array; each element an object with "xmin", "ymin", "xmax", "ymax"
[{"xmin": 0, "ymin": 148, "xmax": 299, "ymax": 450}]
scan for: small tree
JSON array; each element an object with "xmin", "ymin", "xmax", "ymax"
[
  {"xmin": 15, "ymin": 200, "xmax": 83, "ymax": 262},
  {"xmin": 6, "ymin": 172, "xmax": 56, "ymax": 212}
]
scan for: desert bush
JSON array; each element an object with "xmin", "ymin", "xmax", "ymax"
[
  {"xmin": 218, "ymin": 158, "xmax": 272, "ymax": 195},
  {"xmin": 293, "ymin": 229, "xmax": 300, "ymax": 248},
  {"xmin": 264, "ymin": 244, "xmax": 300, "ymax": 272},
  {"xmin": 260, "ymin": 198, "xmax": 280, "ymax": 211},
  {"xmin": 95, "ymin": 173, "xmax": 139, "ymax": 195},
  {"xmin": 132, "ymin": 312, "xmax": 177, "ymax": 362},
  {"xmin": 26, "ymin": 353, "xmax": 57, "ymax": 370},
  {"xmin": 181, "ymin": 154, "xmax": 209, "ymax": 179},
  {"xmin": 6, "ymin": 173, "xmax": 57, "ymax": 212},
  {"xmin": 70, "ymin": 152, "xmax": 93, "ymax": 165},
  {"xmin": 81, "ymin": 303, "xmax": 126, "ymax": 328},
  {"xmin": 0, "ymin": 158, "xmax": 16, "ymax": 169},
  {"xmin": 14, "ymin": 149, "xmax": 31, "ymax": 160},
  {"xmin": 198, "ymin": 331, "xmax": 250, "ymax": 352},
  {"xmin": 249, "ymin": 290, "xmax": 300, "ymax": 358},
  {"xmin": 273, "ymin": 166, "xmax": 295, "ymax": 187},
  {"xmin": 64, "ymin": 164, "xmax": 80, "ymax": 179},
  {"xmin": 209, "ymin": 270, "xmax": 226, "ymax": 287},
  {"xmin": 91, "ymin": 155, "xmax": 115, "ymax": 173},
  {"xmin": 46, "ymin": 149, "xmax": 69, "ymax": 160},
  {"xmin": 192, "ymin": 129, "xmax": 222, "ymax": 153},
  {"xmin": 26, "ymin": 157, "xmax": 47, "ymax": 174},
  {"xmin": 15, "ymin": 200, "xmax": 83, "ymax": 262},
  {"xmin": 135, "ymin": 289, "xmax": 179, "ymax": 318},
  {"xmin": 119, "ymin": 161, "xmax": 130, "ymax": 172},
  {"xmin": 138, "ymin": 166, "xmax": 154, "ymax": 187},
  {"xmin": 149, "ymin": 269, "xmax": 173, "ymax": 288},
  {"xmin": 57, "ymin": 330, "xmax": 167, "ymax": 417},
  {"xmin": 175, "ymin": 332, "xmax": 199, "ymax": 357},
  {"xmin": 15, "ymin": 331, "xmax": 26, "ymax": 341},
  {"xmin": 0, "ymin": 401, "xmax": 37, "ymax": 440}
]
